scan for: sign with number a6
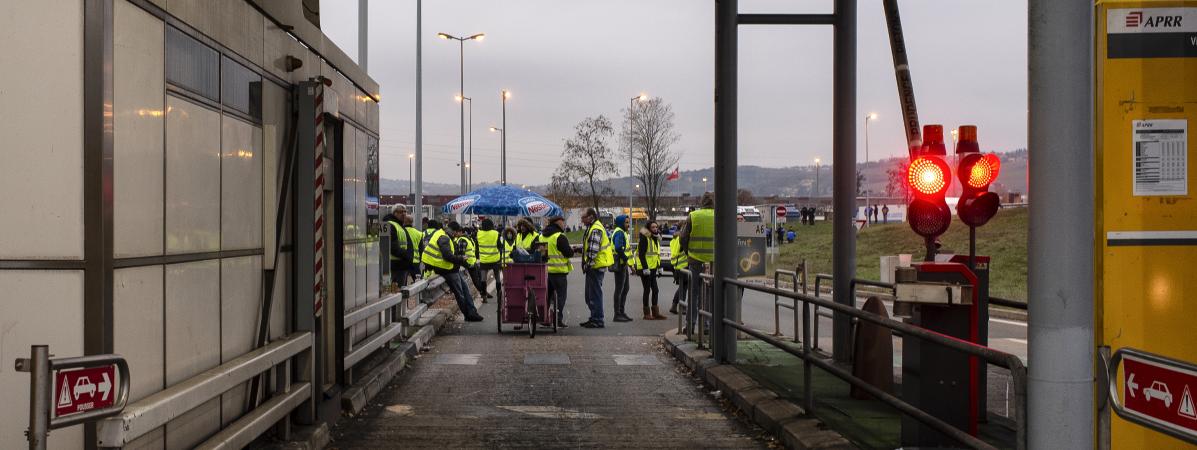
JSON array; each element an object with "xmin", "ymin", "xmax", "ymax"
[
  {"xmin": 1123, "ymin": 354, "xmax": 1197, "ymax": 437},
  {"xmin": 55, "ymin": 366, "xmax": 116, "ymax": 417}
]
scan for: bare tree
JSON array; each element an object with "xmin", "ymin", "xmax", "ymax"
[
  {"xmin": 552, "ymin": 115, "xmax": 618, "ymax": 213},
  {"xmin": 545, "ymin": 171, "xmax": 584, "ymax": 210},
  {"xmin": 885, "ymin": 161, "xmax": 912, "ymax": 203},
  {"xmin": 623, "ymin": 98, "xmax": 681, "ymax": 221}
]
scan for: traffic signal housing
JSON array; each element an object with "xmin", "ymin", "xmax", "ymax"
[
  {"xmin": 906, "ymin": 125, "xmax": 953, "ymax": 243},
  {"xmin": 954, "ymin": 125, "xmax": 1001, "ymax": 227}
]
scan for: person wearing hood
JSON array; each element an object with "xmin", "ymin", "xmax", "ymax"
[
  {"xmin": 636, "ymin": 220, "xmax": 667, "ymax": 320},
  {"xmin": 514, "ymin": 218, "xmax": 539, "ymax": 252},
  {"xmin": 541, "ymin": 216, "xmax": 574, "ymax": 327},
  {"xmin": 610, "ymin": 215, "xmax": 633, "ymax": 322}
]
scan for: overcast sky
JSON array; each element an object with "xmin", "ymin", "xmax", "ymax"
[{"xmin": 321, "ymin": 0, "xmax": 1027, "ymax": 186}]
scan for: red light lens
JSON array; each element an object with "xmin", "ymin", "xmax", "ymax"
[
  {"xmin": 907, "ymin": 157, "xmax": 950, "ymax": 196},
  {"xmin": 962, "ymin": 153, "xmax": 1001, "ymax": 189}
]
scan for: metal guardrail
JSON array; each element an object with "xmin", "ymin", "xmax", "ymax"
[
  {"xmin": 96, "ymin": 332, "xmax": 313, "ymax": 448},
  {"xmin": 718, "ymin": 278, "xmax": 1027, "ymax": 450},
  {"xmin": 989, "ymin": 296, "xmax": 1027, "ymax": 311},
  {"xmin": 809, "ymin": 274, "xmax": 896, "ymax": 356},
  {"xmin": 343, "ymin": 274, "xmax": 448, "ymax": 376},
  {"xmin": 1100, "ymin": 347, "xmax": 1197, "ymax": 445}
]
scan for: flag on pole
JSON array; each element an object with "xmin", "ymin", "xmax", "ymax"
[{"xmin": 666, "ymin": 166, "xmax": 680, "ymax": 181}]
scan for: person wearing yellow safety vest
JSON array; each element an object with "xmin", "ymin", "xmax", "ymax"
[
  {"xmin": 514, "ymin": 218, "xmax": 540, "ymax": 253},
  {"xmin": 422, "ymin": 220, "xmax": 483, "ymax": 322},
  {"xmin": 455, "ymin": 226, "xmax": 486, "ymax": 303},
  {"xmin": 680, "ymin": 192, "xmax": 715, "ymax": 331},
  {"xmin": 402, "ymin": 215, "xmax": 424, "ymax": 278},
  {"xmin": 476, "ymin": 218, "xmax": 504, "ymax": 303},
  {"xmin": 668, "ymin": 229, "xmax": 689, "ymax": 314},
  {"xmin": 609, "ymin": 215, "xmax": 633, "ymax": 323},
  {"xmin": 635, "ymin": 220, "xmax": 668, "ymax": 320},
  {"xmin": 501, "ymin": 226, "xmax": 517, "ymax": 266},
  {"xmin": 541, "ymin": 216, "xmax": 574, "ymax": 327},
  {"xmin": 579, "ymin": 208, "xmax": 613, "ymax": 328},
  {"xmin": 383, "ymin": 205, "xmax": 414, "ymax": 288}
]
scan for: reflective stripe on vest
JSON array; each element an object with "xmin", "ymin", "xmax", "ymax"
[
  {"xmin": 688, "ymin": 209, "xmax": 715, "ymax": 263},
  {"xmin": 386, "ymin": 220, "xmax": 409, "ymax": 260},
  {"xmin": 543, "ymin": 232, "xmax": 572, "ymax": 274},
  {"xmin": 421, "ymin": 229, "xmax": 455, "ymax": 270},
  {"xmin": 585, "ymin": 221, "xmax": 614, "ymax": 269},
  {"xmin": 476, "ymin": 230, "xmax": 501, "ymax": 264}
]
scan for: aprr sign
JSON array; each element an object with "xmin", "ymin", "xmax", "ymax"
[
  {"xmin": 1118, "ymin": 351, "xmax": 1197, "ymax": 441},
  {"xmin": 55, "ymin": 366, "xmax": 116, "ymax": 417}
]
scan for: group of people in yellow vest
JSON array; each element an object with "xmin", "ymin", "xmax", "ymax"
[{"xmin": 381, "ymin": 192, "xmax": 716, "ymax": 329}]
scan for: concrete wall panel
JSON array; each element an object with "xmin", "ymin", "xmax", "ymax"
[
  {"xmin": 0, "ymin": 0, "xmax": 84, "ymax": 260},
  {"xmin": 217, "ymin": 0, "xmax": 264, "ymax": 67},
  {"xmin": 114, "ymin": 0, "xmax": 166, "ymax": 258},
  {"xmin": 220, "ymin": 255, "xmax": 261, "ymax": 425}
]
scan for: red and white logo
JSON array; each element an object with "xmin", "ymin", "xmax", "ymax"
[
  {"xmin": 1126, "ymin": 11, "xmax": 1143, "ymax": 27},
  {"xmin": 55, "ymin": 366, "xmax": 116, "ymax": 417}
]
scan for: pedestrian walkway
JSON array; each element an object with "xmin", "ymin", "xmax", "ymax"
[{"xmin": 330, "ymin": 270, "xmax": 766, "ymax": 449}]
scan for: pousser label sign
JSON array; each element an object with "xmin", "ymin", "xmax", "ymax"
[
  {"xmin": 1123, "ymin": 354, "xmax": 1197, "ymax": 438},
  {"xmin": 55, "ymin": 366, "xmax": 116, "ymax": 417}
]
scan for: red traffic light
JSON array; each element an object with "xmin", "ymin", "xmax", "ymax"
[
  {"xmin": 907, "ymin": 156, "xmax": 951, "ymax": 196},
  {"xmin": 960, "ymin": 153, "xmax": 1001, "ymax": 189},
  {"xmin": 908, "ymin": 198, "xmax": 952, "ymax": 238}
]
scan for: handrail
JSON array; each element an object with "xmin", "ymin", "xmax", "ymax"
[
  {"xmin": 343, "ymin": 291, "xmax": 404, "ymax": 328},
  {"xmin": 773, "ymin": 269, "xmax": 800, "ymax": 342},
  {"xmin": 96, "ymin": 332, "xmax": 312, "ymax": 447},
  {"xmin": 721, "ymin": 277, "xmax": 1027, "ymax": 450},
  {"xmin": 989, "ymin": 296, "xmax": 1027, "ymax": 310}
]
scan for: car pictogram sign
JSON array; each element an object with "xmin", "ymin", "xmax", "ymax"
[
  {"xmin": 54, "ymin": 366, "xmax": 116, "ymax": 417},
  {"xmin": 1123, "ymin": 353, "xmax": 1197, "ymax": 438}
]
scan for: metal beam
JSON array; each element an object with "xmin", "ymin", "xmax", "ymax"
[
  {"xmin": 737, "ymin": 14, "xmax": 836, "ymax": 26},
  {"xmin": 414, "ymin": 0, "xmax": 424, "ymax": 224},
  {"xmin": 713, "ymin": 0, "xmax": 738, "ymax": 363},
  {"xmin": 1027, "ymin": 0, "xmax": 1094, "ymax": 447},
  {"xmin": 831, "ymin": 0, "xmax": 858, "ymax": 363}
]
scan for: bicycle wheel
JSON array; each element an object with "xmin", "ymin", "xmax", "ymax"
[{"xmin": 527, "ymin": 289, "xmax": 537, "ymax": 338}]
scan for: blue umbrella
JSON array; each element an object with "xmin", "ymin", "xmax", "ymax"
[{"xmin": 441, "ymin": 185, "xmax": 564, "ymax": 217}]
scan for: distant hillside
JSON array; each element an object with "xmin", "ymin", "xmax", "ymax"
[{"xmin": 381, "ymin": 149, "xmax": 1029, "ymax": 198}]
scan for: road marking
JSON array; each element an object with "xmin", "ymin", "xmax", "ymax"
[
  {"xmin": 991, "ymin": 318, "xmax": 1028, "ymax": 328},
  {"xmin": 385, "ymin": 404, "xmax": 415, "ymax": 416},
  {"xmin": 1005, "ymin": 338, "xmax": 1028, "ymax": 344},
  {"xmin": 498, "ymin": 405, "xmax": 602, "ymax": 419}
]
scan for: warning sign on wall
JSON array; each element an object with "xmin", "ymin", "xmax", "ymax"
[{"xmin": 1132, "ymin": 119, "xmax": 1188, "ymax": 196}]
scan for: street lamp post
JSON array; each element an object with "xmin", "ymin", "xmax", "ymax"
[
  {"xmin": 864, "ymin": 113, "xmax": 876, "ymax": 221},
  {"xmin": 437, "ymin": 31, "xmax": 485, "ymax": 194},
  {"xmin": 627, "ymin": 94, "xmax": 648, "ymax": 221},
  {"xmin": 408, "ymin": 153, "xmax": 415, "ymax": 204},
  {"xmin": 456, "ymin": 95, "xmax": 473, "ymax": 190},
  {"xmin": 702, "ymin": 176, "xmax": 708, "ymax": 193},
  {"xmin": 814, "ymin": 158, "xmax": 822, "ymax": 199},
  {"xmin": 489, "ymin": 125, "xmax": 505, "ymax": 185}
]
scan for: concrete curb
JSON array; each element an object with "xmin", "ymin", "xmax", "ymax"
[{"xmin": 662, "ymin": 331, "xmax": 856, "ymax": 449}]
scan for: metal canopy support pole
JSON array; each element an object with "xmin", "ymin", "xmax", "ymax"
[
  {"xmin": 293, "ymin": 81, "xmax": 320, "ymax": 424},
  {"xmin": 458, "ymin": 40, "xmax": 466, "ymax": 194},
  {"xmin": 414, "ymin": 0, "xmax": 424, "ymax": 223},
  {"xmin": 831, "ymin": 0, "xmax": 857, "ymax": 363},
  {"xmin": 713, "ymin": 0, "xmax": 738, "ymax": 363},
  {"xmin": 358, "ymin": 0, "xmax": 367, "ymax": 71},
  {"xmin": 1027, "ymin": 0, "xmax": 1094, "ymax": 447}
]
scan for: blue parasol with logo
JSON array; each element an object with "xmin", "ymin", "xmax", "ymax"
[{"xmin": 441, "ymin": 185, "xmax": 564, "ymax": 217}]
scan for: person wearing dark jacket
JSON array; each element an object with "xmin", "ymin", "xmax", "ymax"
[
  {"xmin": 422, "ymin": 220, "xmax": 483, "ymax": 322},
  {"xmin": 636, "ymin": 221, "xmax": 668, "ymax": 320},
  {"xmin": 382, "ymin": 205, "xmax": 414, "ymax": 288},
  {"xmin": 541, "ymin": 217, "xmax": 574, "ymax": 328},
  {"xmin": 610, "ymin": 215, "xmax": 633, "ymax": 322}
]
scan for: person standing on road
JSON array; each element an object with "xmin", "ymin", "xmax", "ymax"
[
  {"xmin": 681, "ymin": 193, "xmax": 715, "ymax": 332},
  {"xmin": 637, "ymin": 220, "xmax": 667, "ymax": 320},
  {"xmin": 610, "ymin": 215, "xmax": 633, "ymax": 323},
  {"xmin": 580, "ymin": 208, "xmax": 613, "ymax": 328},
  {"xmin": 455, "ymin": 226, "xmax": 486, "ymax": 303},
  {"xmin": 541, "ymin": 216, "xmax": 573, "ymax": 328},
  {"xmin": 882, "ymin": 204, "xmax": 890, "ymax": 223},
  {"xmin": 422, "ymin": 221, "xmax": 483, "ymax": 321},
  {"xmin": 402, "ymin": 215, "xmax": 424, "ymax": 279},
  {"xmin": 383, "ymin": 205, "xmax": 414, "ymax": 288},
  {"xmin": 476, "ymin": 218, "xmax": 504, "ymax": 303},
  {"xmin": 668, "ymin": 230, "xmax": 689, "ymax": 314}
]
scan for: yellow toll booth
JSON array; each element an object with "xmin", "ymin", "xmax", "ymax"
[{"xmin": 1096, "ymin": 1, "xmax": 1197, "ymax": 447}]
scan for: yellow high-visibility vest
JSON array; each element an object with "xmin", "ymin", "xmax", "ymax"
[
  {"xmin": 455, "ymin": 236, "xmax": 477, "ymax": 266},
  {"xmin": 542, "ymin": 232, "xmax": 572, "ymax": 274},
  {"xmin": 476, "ymin": 230, "xmax": 501, "ymax": 264},
  {"xmin": 516, "ymin": 232, "xmax": 539, "ymax": 251},
  {"xmin": 386, "ymin": 220, "xmax": 409, "ymax": 261},
  {"xmin": 406, "ymin": 227, "xmax": 424, "ymax": 264},
  {"xmin": 421, "ymin": 229, "xmax": 455, "ymax": 270},
  {"xmin": 612, "ymin": 228, "xmax": 632, "ymax": 265},
  {"xmin": 584, "ymin": 221, "xmax": 614, "ymax": 269},
  {"xmin": 687, "ymin": 209, "xmax": 714, "ymax": 263},
  {"xmin": 670, "ymin": 236, "xmax": 688, "ymax": 268}
]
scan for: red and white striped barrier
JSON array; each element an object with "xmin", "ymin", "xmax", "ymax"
[{"xmin": 313, "ymin": 86, "xmax": 326, "ymax": 317}]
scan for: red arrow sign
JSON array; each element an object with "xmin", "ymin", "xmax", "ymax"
[
  {"xmin": 1123, "ymin": 354, "xmax": 1197, "ymax": 437},
  {"xmin": 55, "ymin": 366, "xmax": 116, "ymax": 417}
]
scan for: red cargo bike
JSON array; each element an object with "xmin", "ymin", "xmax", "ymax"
[{"xmin": 498, "ymin": 262, "xmax": 557, "ymax": 338}]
